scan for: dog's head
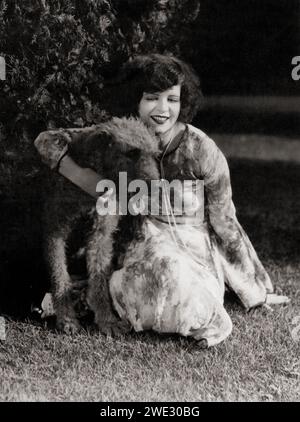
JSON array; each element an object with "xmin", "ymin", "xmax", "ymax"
[{"xmin": 78, "ymin": 117, "xmax": 160, "ymax": 186}]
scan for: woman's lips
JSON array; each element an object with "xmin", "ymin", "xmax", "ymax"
[{"xmin": 151, "ymin": 116, "xmax": 169, "ymax": 124}]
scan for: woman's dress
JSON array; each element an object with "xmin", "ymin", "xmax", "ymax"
[{"xmin": 109, "ymin": 124, "xmax": 273, "ymax": 346}]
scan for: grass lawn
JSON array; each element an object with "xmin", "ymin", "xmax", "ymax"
[{"xmin": 0, "ymin": 135, "xmax": 299, "ymax": 402}]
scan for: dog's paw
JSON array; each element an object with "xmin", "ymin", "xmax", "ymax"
[
  {"xmin": 56, "ymin": 316, "xmax": 80, "ymax": 335},
  {"xmin": 197, "ymin": 338, "xmax": 208, "ymax": 349}
]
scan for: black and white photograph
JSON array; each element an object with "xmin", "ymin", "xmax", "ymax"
[{"xmin": 0, "ymin": 0, "xmax": 299, "ymax": 404}]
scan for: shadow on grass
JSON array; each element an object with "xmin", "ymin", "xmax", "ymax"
[{"xmin": 0, "ymin": 158, "xmax": 299, "ymax": 318}]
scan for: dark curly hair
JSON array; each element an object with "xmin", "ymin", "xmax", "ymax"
[{"xmin": 101, "ymin": 54, "xmax": 203, "ymax": 123}]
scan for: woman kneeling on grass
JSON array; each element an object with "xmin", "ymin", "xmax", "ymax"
[{"xmin": 34, "ymin": 54, "xmax": 289, "ymax": 347}]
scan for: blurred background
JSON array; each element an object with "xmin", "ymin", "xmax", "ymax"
[
  {"xmin": 0, "ymin": 0, "xmax": 299, "ymax": 316},
  {"xmin": 192, "ymin": 0, "xmax": 300, "ymax": 141}
]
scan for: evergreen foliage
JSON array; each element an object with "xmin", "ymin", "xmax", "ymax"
[{"xmin": 0, "ymin": 0, "xmax": 200, "ymax": 141}]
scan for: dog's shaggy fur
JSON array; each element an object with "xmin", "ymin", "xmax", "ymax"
[{"xmin": 37, "ymin": 117, "xmax": 160, "ymax": 335}]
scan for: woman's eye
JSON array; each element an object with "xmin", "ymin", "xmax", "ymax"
[
  {"xmin": 145, "ymin": 96, "xmax": 157, "ymax": 101},
  {"xmin": 168, "ymin": 98, "xmax": 180, "ymax": 103}
]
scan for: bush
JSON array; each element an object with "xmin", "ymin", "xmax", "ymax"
[{"xmin": 0, "ymin": 0, "xmax": 200, "ymax": 140}]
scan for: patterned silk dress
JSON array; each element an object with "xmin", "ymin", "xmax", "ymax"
[{"xmin": 109, "ymin": 124, "xmax": 273, "ymax": 347}]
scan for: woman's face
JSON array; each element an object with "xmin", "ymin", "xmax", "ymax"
[{"xmin": 138, "ymin": 85, "xmax": 181, "ymax": 136}]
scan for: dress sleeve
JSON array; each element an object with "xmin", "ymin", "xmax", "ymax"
[
  {"xmin": 60, "ymin": 126, "xmax": 99, "ymax": 144},
  {"xmin": 195, "ymin": 133, "xmax": 274, "ymax": 309},
  {"xmin": 34, "ymin": 126, "xmax": 99, "ymax": 169}
]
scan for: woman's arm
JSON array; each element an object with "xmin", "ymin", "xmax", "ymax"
[
  {"xmin": 34, "ymin": 126, "xmax": 99, "ymax": 169},
  {"xmin": 58, "ymin": 155, "xmax": 102, "ymax": 198},
  {"xmin": 195, "ymin": 133, "xmax": 289, "ymax": 309},
  {"xmin": 34, "ymin": 127, "xmax": 103, "ymax": 198},
  {"xmin": 58, "ymin": 126, "xmax": 100, "ymax": 144}
]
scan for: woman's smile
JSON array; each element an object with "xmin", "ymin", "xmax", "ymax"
[{"xmin": 150, "ymin": 115, "xmax": 170, "ymax": 124}]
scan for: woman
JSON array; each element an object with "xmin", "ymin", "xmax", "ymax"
[{"xmin": 35, "ymin": 54, "xmax": 289, "ymax": 347}]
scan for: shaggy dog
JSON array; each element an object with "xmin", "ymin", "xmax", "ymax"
[{"xmin": 36, "ymin": 117, "xmax": 160, "ymax": 335}]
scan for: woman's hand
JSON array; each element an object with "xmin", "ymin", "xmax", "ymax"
[
  {"xmin": 34, "ymin": 129, "xmax": 71, "ymax": 170},
  {"xmin": 263, "ymin": 293, "xmax": 290, "ymax": 311}
]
